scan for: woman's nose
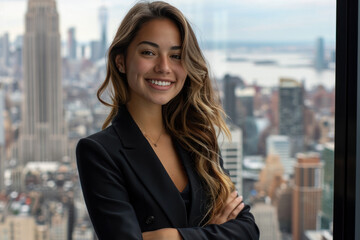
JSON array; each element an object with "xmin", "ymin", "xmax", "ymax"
[{"xmin": 154, "ymin": 55, "xmax": 170, "ymax": 74}]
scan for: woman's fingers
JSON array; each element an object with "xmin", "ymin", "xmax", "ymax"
[
  {"xmin": 209, "ymin": 191, "xmax": 244, "ymax": 224},
  {"xmin": 221, "ymin": 195, "xmax": 243, "ymax": 218},
  {"xmin": 227, "ymin": 201, "xmax": 245, "ymax": 220},
  {"xmin": 225, "ymin": 191, "xmax": 238, "ymax": 205}
]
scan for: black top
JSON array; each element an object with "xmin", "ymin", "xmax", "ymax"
[{"xmin": 180, "ymin": 183, "xmax": 191, "ymax": 215}]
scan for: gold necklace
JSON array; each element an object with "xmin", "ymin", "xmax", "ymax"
[{"xmin": 141, "ymin": 128, "xmax": 164, "ymax": 147}]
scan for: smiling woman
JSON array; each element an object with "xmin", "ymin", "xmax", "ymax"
[{"xmin": 76, "ymin": 1, "xmax": 259, "ymax": 240}]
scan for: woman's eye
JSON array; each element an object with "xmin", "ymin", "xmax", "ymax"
[
  {"xmin": 141, "ymin": 50, "xmax": 155, "ymax": 56},
  {"xmin": 171, "ymin": 54, "xmax": 181, "ymax": 60}
]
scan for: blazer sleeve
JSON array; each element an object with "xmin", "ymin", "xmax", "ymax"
[
  {"xmin": 177, "ymin": 205, "xmax": 259, "ymax": 240},
  {"xmin": 76, "ymin": 137, "xmax": 143, "ymax": 240},
  {"xmin": 177, "ymin": 153, "xmax": 260, "ymax": 240}
]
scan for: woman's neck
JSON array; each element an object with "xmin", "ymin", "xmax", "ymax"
[{"xmin": 126, "ymin": 100, "xmax": 164, "ymax": 135}]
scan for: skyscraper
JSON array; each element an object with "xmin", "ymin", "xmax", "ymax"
[
  {"xmin": 321, "ymin": 143, "xmax": 334, "ymax": 229},
  {"xmin": 252, "ymin": 202, "xmax": 281, "ymax": 240},
  {"xmin": 0, "ymin": 84, "xmax": 5, "ymax": 191},
  {"xmin": 0, "ymin": 84, "xmax": 4, "ymax": 147},
  {"xmin": 236, "ymin": 87, "xmax": 258, "ymax": 155},
  {"xmin": 20, "ymin": 0, "xmax": 67, "ymax": 164},
  {"xmin": 90, "ymin": 40, "xmax": 101, "ymax": 62},
  {"xmin": 267, "ymin": 135, "xmax": 294, "ymax": 176},
  {"xmin": 99, "ymin": 5, "xmax": 108, "ymax": 58},
  {"xmin": 14, "ymin": 35, "xmax": 23, "ymax": 69},
  {"xmin": 223, "ymin": 74, "xmax": 243, "ymax": 124},
  {"xmin": 67, "ymin": 27, "xmax": 77, "ymax": 59},
  {"xmin": 315, "ymin": 37, "xmax": 326, "ymax": 70},
  {"xmin": 1, "ymin": 33, "xmax": 10, "ymax": 67},
  {"xmin": 292, "ymin": 153, "xmax": 323, "ymax": 240},
  {"xmin": 279, "ymin": 78, "xmax": 304, "ymax": 156},
  {"xmin": 236, "ymin": 87, "xmax": 254, "ymax": 119},
  {"xmin": 218, "ymin": 124, "xmax": 243, "ymax": 194}
]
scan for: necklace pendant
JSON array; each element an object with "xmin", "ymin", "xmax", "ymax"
[{"xmin": 154, "ymin": 143, "xmax": 157, "ymax": 147}]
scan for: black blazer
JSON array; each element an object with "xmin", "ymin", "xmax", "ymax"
[{"xmin": 76, "ymin": 105, "xmax": 259, "ymax": 240}]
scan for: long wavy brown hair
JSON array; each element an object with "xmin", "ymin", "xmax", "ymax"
[{"xmin": 97, "ymin": 1, "xmax": 235, "ymax": 225}]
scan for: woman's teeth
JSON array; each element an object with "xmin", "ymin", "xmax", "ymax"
[{"xmin": 149, "ymin": 80, "xmax": 172, "ymax": 86}]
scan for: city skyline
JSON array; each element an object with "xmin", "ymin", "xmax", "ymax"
[
  {"xmin": 0, "ymin": 0, "xmax": 336, "ymax": 239},
  {"xmin": 0, "ymin": 0, "xmax": 336, "ymax": 44}
]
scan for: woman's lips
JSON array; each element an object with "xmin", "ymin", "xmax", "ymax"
[{"xmin": 146, "ymin": 79, "xmax": 174, "ymax": 90}]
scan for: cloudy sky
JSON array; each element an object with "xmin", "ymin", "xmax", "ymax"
[{"xmin": 0, "ymin": 0, "xmax": 336, "ymax": 44}]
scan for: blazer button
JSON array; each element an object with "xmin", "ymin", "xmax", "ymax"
[{"xmin": 145, "ymin": 216, "xmax": 155, "ymax": 225}]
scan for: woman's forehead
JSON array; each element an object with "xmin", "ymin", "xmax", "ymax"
[{"xmin": 132, "ymin": 19, "xmax": 182, "ymax": 47}]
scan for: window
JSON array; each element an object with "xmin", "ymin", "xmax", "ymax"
[
  {"xmin": 334, "ymin": 0, "xmax": 360, "ymax": 239},
  {"xmin": 1, "ymin": 1, "xmax": 359, "ymax": 240}
]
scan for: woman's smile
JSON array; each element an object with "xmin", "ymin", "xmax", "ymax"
[{"xmin": 146, "ymin": 78, "xmax": 174, "ymax": 90}]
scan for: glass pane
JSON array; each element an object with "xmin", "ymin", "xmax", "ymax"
[{"xmin": 0, "ymin": 0, "xmax": 335, "ymax": 239}]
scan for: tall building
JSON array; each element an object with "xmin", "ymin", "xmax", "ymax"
[
  {"xmin": 315, "ymin": 37, "xmax": 326, "ymax": 70},
  {"xmin": 50, "ymin": 211, "xmax": 69, "ymax": 240},
  {"xmin": 0, "ymin": 216, "xmax": 38, "ymax": 240},
  {"xmin": 255, "ymin": 154, "xmax": 284, "ymax": 199},
  {"xmin": 80, "ymin": 44, "xmax": 86, "ymax": 59},
  {"xmin": 223, "ymin": 74, "xmax": 240, "ymax": 124},
  {"xmin": 236, "ymin": 87, "xmax": 258, "ymax": 155},
  {"xmin": 90, "ymin": 40, "xmax": 101, "ymax": 62},
  {"xmin": 0, "ymin": 84, "xmax": 4, "ymax": 147},
  {"xmin": 292, "ymin": 153, "xmax": 323, "ymax": 240},
  {"xmin": 252, "ymin": 202, "xmax": 281, "ymax": 240},
  {"xmin": 20, "ymin": 0, "xmax": 67, "ymax": 164},
  {"xmin": 2, "ymin": 33, "xmax": 10, "ymax": 67},
  {"xmin": 277, "ymin": 184, "xmax": 293, "ymax": 233},
  {"xmin": 67, "ymin": 27, "xmax": 77, "ymax": 59},
  {"xmin": 236, "ymin": 87, "xmax": 254, "ymax": 119},
  {"xmin": 321, "ymin": 143, "xmax": 334, "ymax": 229},
  {"xmin": 0, "ymin": 84, "xmax": 5, "ymax": 192},
  {"xmin": 218, "ymin": 124, "xmax": 243, "ymax": 194},
  {"xmin": 99, "ymin": 5, "xmax": 108, "ymax": 58},
  {"xmin": 14, "ymin": 35, "xmax": 23, "ymax": 70},
  {"xmin": 267, "ymin": 135, "xmax": 294, "ymax": 176},
  {"xmin": 0, "ymin": 35, "xmax": 2, "ymax": 61},
  {"xmin": 279, "ymin": 78, "xmax": 304, "ymax": 156}
]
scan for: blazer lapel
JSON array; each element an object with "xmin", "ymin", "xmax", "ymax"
[{"xmin": 111, "ymin": 106, "xmax": 187, "ymax": 228}]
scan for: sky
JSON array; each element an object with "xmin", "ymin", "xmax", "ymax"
[{"xmin": 0, "ymin": 0, "xmax": 336, "ymax": 45}]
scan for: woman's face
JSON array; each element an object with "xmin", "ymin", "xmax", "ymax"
[{"xmin": 116, "ymin": 18, "xmax": 187, "ymax": 107}]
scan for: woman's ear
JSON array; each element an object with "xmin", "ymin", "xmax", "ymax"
[{"xmin": 115, "ymin": 55, "xmax": 126, "ymax": 73}]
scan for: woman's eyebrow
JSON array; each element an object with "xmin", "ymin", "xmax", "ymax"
[{"xmin": 138, "ymin": 41, "xmax": 181, "ymax": 50}]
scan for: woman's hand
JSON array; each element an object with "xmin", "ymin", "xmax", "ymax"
[
  {"xmin": 209, "ymin": 191, "xmax": 244, "ymax": 225},
  {"xmin": 142, "ymin": 228, "xmax": 182, "ymax": 240}
]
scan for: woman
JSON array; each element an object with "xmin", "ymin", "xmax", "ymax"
[{"xmin": 76, "ymin": 1, "xmax": 259, "ymax": 239}]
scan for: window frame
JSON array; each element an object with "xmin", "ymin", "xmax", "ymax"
[{"xmin": 334, "ymin": 0, "xmax": 359, "ymax": 239}]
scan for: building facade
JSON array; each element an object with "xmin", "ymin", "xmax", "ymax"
[
  {"xmin": 292, "ymin": 153, "xmax": 323, "ymax": 240},
  {"xmin": 252, "ymin": 202, "xmax": 281, "ymax": 240},
  {"xmin": 67, "ymin": 27, "xmax": 77, "ymax": 59},
  {"xmin": 20, "ymin": 0, "xmax": 67, "ymax": 164},
  {"xmin": 315, "ymin": 37, "xmax": 326, "ymax": 70},
  {"xmin": 267, "ymin": 135, "xmax": 294, "ymax": 176},
  {"xmin": 219, "ymin": 125, "xmax": 243, "ymax": 194},
  {"xmin": 0, "ymin": 85, "xmax": 5, "ymax": 192},
  {"xmin": 223, "ymin": 75, "xmax": 240, "ymax": 124},
  {"xmin": 279, "ymin": 78, "xmax": 304, "ymax": 157},
  {"xmin": 321, "ymin": 143, "xmax": 334, "ymax": 229}
]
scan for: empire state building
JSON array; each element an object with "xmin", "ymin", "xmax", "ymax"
[{"xmin": 20, "ymin": 0, "xmax": 67, "ymax": 163}]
